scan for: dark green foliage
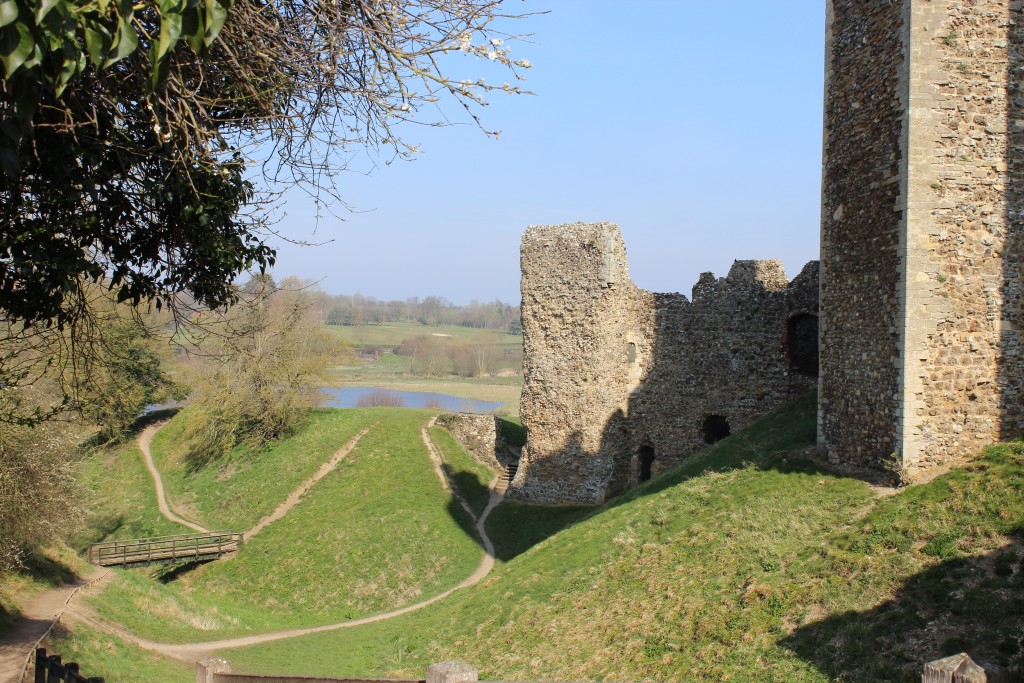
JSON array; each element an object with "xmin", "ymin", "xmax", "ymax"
[
  {"xmin": 78, "ymin": 315, "xmax": 186, "ymax": 442},
  {"xmin": 0, "ymin": 0, "xmax": 268, "ymax": 326},
  {"xmin": 498, "ymin": 416, "xmax": 525, "ymax": 447}
]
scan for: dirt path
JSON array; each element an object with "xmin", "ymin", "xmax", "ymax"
[
  {"xmin": 0, "ymin": 567, "xmax": 108, "ymax": 683},
  {"xmin": 140, "ymin": 423, "xmax": 375, "ymax": 540},
  {"xmin": 244, "ymin": 427, "xmax": 373, "ymax": 541},
  {"xmin": 138, "ymin": 423, "xmax": 208, "ymax": 533},
  {"xmin": 66, "ymin": 417, "xmax": 503, "ymax": 664}
]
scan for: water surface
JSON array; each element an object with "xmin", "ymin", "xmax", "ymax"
[{"xmin": 322, "ymin": 386, "xmax": 504, "ymax": 414}]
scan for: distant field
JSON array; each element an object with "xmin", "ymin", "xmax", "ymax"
[
  {"xmin": 323, "ymin": 322, "xmax": 523, "ymax": 414},
  {"xmin": 324, "ymin": 322, "xmax": 522, "ymax": 349}
]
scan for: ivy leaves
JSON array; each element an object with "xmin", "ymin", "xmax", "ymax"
[{"xmin": 0, "ymin": 0, "xmax": 233, "ymax": 176}]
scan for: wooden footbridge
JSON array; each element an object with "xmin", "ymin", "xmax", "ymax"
[{"xmin": 87, "ymin": 531, "xmax": 242, "ymax": 568}]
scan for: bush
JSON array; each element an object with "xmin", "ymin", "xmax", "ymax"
[{"xmin": 355, "ymin": 389, "xmax": 406, "ymax": 408}]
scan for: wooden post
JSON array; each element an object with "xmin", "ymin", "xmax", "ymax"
[
  {"xmin": 35, "ymin": 648, "xmax": 47, "ymax": 683},
  {"xmin": 45, "ymin": 654, "xmax": 61, "ymax": 683},
  {"xmin": 922, "ymin": 653, "xmax": 1015, "ymax": 683},
  {"xmin": 425, "ymin": 660, "xmax": 478, "ymax": 683}
]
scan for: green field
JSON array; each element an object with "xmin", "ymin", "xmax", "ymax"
[
  {"xmin": 324, "ymin": 323, "xmax": 522, "ymax": 349},
  {"xmin": 323, "ymin": 322, "xmax": 524, "ymax": 413},
  {"xmin": 36, "ymin": 395, "xmax": 1024, "ymax": 682},
  {"xmin": 77, "ymin": 408, "xmax": 488, "ymax": 643},
  {"xmin": 217, "ymin": 396, "xmax": 1024, "ymax": 683}
]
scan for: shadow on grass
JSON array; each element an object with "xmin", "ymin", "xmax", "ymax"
[
  {"xmin": 782, "ymin": 531, "xmax": 1024, "ymax": 682},
  {"xmin": 0, "ymin": 549, "xmax": 79, "ymax": 634},
  {"xmin": 440, "ymin": 463, "xmax": 490, "ymax": 520},
  {"xmin": 498, "ymin": 417, "xmax": 525, "ymax": 448},
  {"xmin": 456, "ymin": 394, "xmax": 825, "ymax": 563},
  {"xmin": 153, "ymin": 560, "xmax": 212, "ymax": 584},
  {"xmin": 440, "ymin": 393, "xmax": 838, "ymax": 565},
  {"xmin": 440, "ymin": 455, "xmax": 593, "ymax": 562},
  {"xmin": 601, "ymin": 392, "xmax": 823, "ymax": 512},
  {"xmin": 485, "ymin": 502, "xmax": 593, "ymax": 562}
]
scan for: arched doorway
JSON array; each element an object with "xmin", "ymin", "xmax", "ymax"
[
  {"xmin": 638, "ymin": 446, "xmax": 655, "ymax": 482},
  {"xmin": 702, "ymin": 415, "xmax": 730, "ymax": 444},
  {"xmin": 786, "ymin": 313, "xmax": 819, "ymax": 377}
]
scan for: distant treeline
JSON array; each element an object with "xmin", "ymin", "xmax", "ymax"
[{"xmin": 322, "ymin": 294, "xmax": 521, "ymax": 334}]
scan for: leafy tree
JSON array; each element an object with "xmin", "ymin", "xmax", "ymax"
[
  {"xmin": 0, "ymin": 389, "xmax": 84, "ymax": 570},
  {"xmin": 182, "ymin": 280, "xmax": 348, "ymax": 467},
  {"xmin": 0, "ymin": 0, "xmax": 531, "ymax": 328},
  {"xmin": 77, "ymin": 313, "xmax": 187, "ymax": 442}
]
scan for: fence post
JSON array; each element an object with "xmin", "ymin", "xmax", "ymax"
[
  {"xmin": 34, "ymin": 648, "xmax": 47, "ymax": 683},
  {"xmin": 195, "ymin": 657, "xmax": 232, "ymax": 683},
  {"xmin": 426, "ymin": 660, "xmax": 478, "ymax": 683},
  {"xmin": 45, "ymin": 654, "xmax": 61, "ymax": 683},
  {"xmin": 922, "ymin": 653, "xmax": 1014, "ymax": 682}
]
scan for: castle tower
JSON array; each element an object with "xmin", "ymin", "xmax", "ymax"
[
  {"xmin": 819, "ymin": 0, "xmax": 1024, "ymax": 476},
  {"xmin": 511, "ymin": 222, "xmax": 647, "ymax": 504}
]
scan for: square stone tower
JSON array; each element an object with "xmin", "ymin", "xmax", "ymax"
[{"xmin": 819, "ymin": 0, "xmax": 1024, "ymax": 477}]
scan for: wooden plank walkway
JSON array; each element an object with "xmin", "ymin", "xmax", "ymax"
[{"xmin": 87, "ymin": 531, "xmax": 242, "ymax": 568}]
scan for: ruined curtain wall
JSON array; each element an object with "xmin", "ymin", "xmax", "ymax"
[{"xmin": 512, "ymin": 223, "xmax": 818, "ymax": 505}]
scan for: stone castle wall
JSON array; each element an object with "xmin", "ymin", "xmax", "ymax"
[
  {"xmin": 513, "ymin": 2, "xmax": 1024, "ymax": 501},
  {"xmin": 818, "ymin": 0, "xmax": 906, "ymax": 470},
  {"xmin": 820, "ymin": 0, "xmax": 1024, "ymax": 476},
  {"xmin": 433, "ymin": 413, "xmax": 510, "ymax": 472},
  {"xmin": 510, "ymin": 223, "xmax": 818, "ymax": 505}
]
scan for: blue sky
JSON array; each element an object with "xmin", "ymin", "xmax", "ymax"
[{"xmin": 268, "ymin": 1, "xmax": 826, "ymax": 304}]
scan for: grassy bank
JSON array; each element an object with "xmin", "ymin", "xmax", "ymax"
[
  {"xmin": 220, "ymin": 394, "xmax": 1024, "ymax": 682},
  {"xmin": 148, "ymin": 407, "xmax": 382, "ymax": 531},
  {"xmin": 81, "ymin": 408, "xmax": 487, "ymax": 643}
]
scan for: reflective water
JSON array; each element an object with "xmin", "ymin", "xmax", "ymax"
[{"xmin": 321, "ymin": 386, "xmax": 505, "ymax": 414}]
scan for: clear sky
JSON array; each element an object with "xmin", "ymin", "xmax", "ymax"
[{"xmin": 267, "ymin": 1, "xmax": 826, "ymax": 304}]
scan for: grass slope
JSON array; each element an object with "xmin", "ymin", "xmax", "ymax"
[
  {"xmin": 75, "ymin": 434, "xmax": 192, "ymax": 545},
  {"xmin": 427, "ymin": 426, "xmax": 494, "ymax": 519},
  {"xmin": 0, "ymin": 545, "xmax": 87, "ymax": 636},
  {"xmin": 149, "ymin": 408, "xmax": 383, "ymax": 531},
  {"xmin": 41, "ymin": 621, "xmax": 192, "ymax": 683},
  {"xmin": 221, "ymin": 394, "xmax": 1024, "ymax": 683},
  {"xmin": 84, "ymin": 408, "xmax": 486, "ymax": 643}
]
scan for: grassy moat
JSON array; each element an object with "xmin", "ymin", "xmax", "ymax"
[{"xmin": 4, "ymin": 393, "xmax": 1022, "ymax": 682}]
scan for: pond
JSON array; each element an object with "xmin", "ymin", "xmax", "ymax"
[{"xmin": 321, "ymin": 386, "xmax": 505, "ymax": 414}]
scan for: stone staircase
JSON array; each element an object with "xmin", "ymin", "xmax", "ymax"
[{"xmin": 495, "ymin": 459, "xmax": 519, "ymax": 493}]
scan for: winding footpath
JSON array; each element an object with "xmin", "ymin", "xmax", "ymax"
[
  {"xmin": 138, "ymin": 424, "xmax": 208, "ymax": 533},
  {"xmin": 61, "ymin": 416, "xmax": 503, "ymax": 666},
  {"xmin": 0, "ymin": 568, "xmax": 109, "ymax": 683}
]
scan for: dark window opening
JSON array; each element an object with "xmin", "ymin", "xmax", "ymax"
[
  {"xmin": 703, "ymin": 415, "xmax": 731, "ymax": 444},
  {"xmin": 627, "ymin": 342, "xmax": 637, "ymax": 365},
  {"xmin": 638, "ymin": 446, "xmax": 655, "ymax": 482},
  {"xmin": 786, "ymin": 313, "xmax": 819, "ymax": 377}
]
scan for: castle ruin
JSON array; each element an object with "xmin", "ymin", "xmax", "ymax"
[
  {"xmin": 510, "ymin": 1, "xmax": 1024, "ymax": 503},
  {"xmin": 508, "ymin": 223, "xmax": 818, "ymax": 505}
]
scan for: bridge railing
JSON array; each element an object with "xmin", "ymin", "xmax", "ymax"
[{"xmin": 87, "ymin": 531, "xmax": 242, "ymax": 567}]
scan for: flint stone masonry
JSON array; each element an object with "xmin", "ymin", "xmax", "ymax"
[
  {"xmin": 510, "ymin": 222, "xmax": 818, "ymax": 505},
  {"xmin": 820, "ymin": 0, "xmax": 1024, "ymax": 476},
  {"xmin": 433, "ymin": 413, "xmax": 511, "ymax": 472}
]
